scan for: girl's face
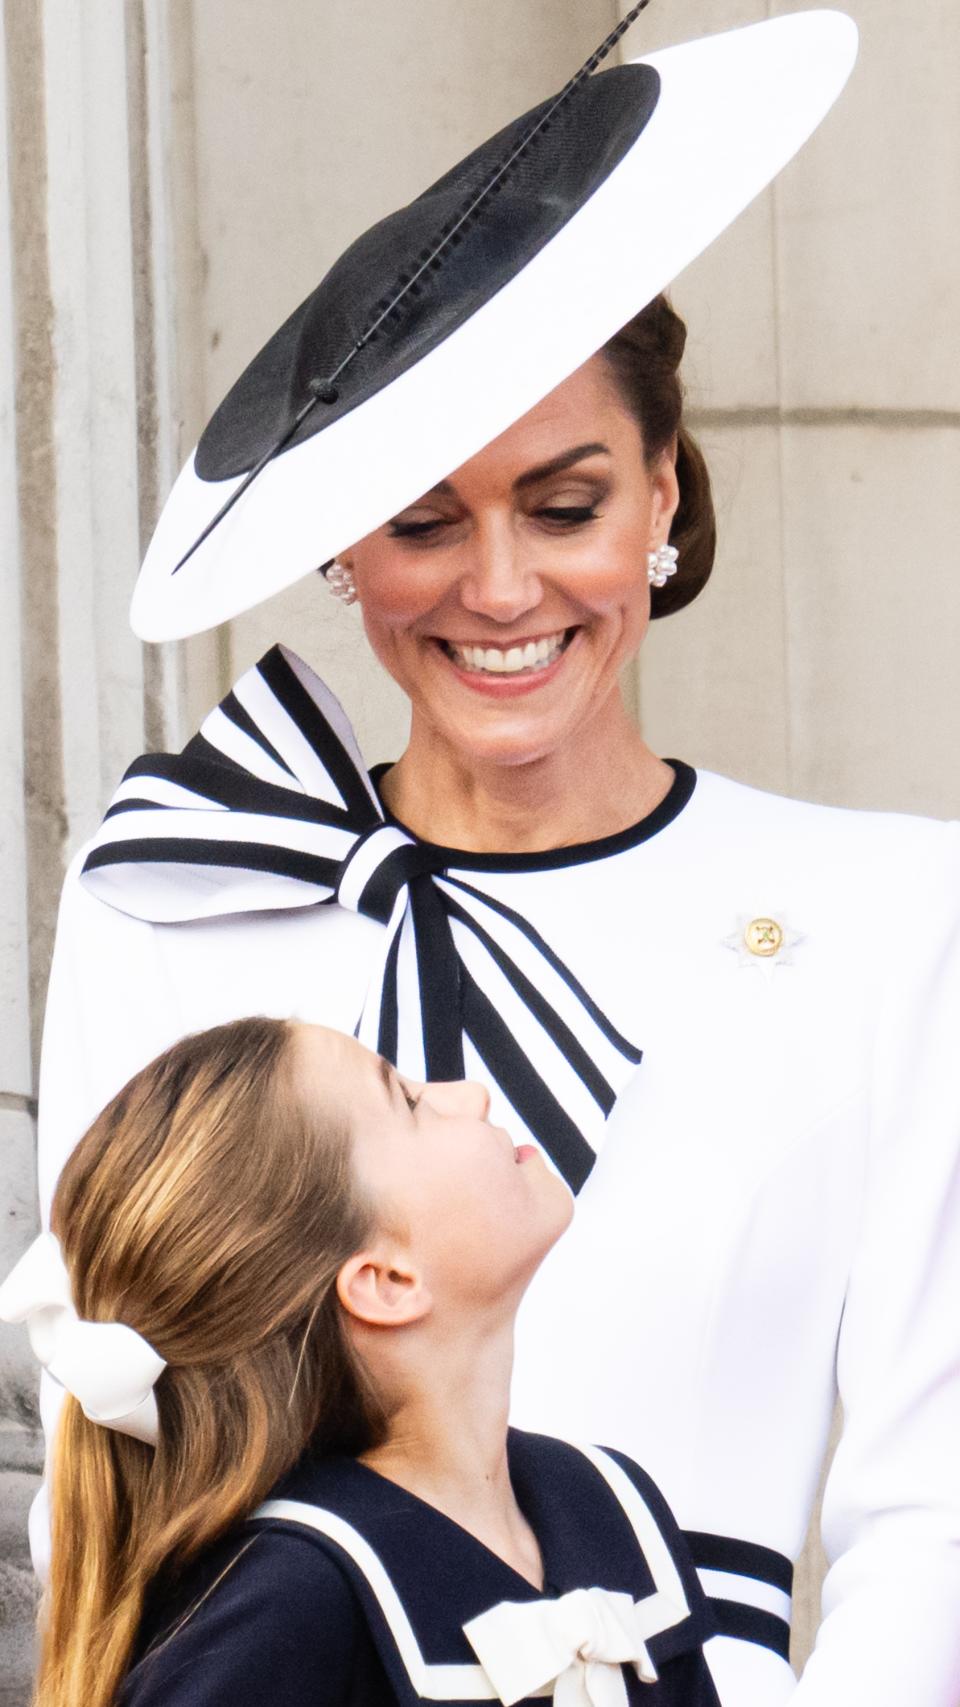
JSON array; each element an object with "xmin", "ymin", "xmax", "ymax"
[
  {"xmin": 340, "ymin": 355, "xmax": 679, "ymax": 769},
  {"xmin": 294, "ymin": 1026, "xmax": 572, "ymax": 1316}
]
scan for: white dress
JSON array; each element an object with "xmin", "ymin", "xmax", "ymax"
[{"xmin": 37, "ymin": 648, "xmax": 960, "ymax": 1707}]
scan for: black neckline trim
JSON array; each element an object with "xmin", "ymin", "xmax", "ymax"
[{"xmin": 367, "ymin": 759, "xmax": 697, "ymax": 874}]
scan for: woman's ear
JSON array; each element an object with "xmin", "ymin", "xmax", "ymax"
[
  {"xmin": 651, "ymin": 440, "xmax": 680, "ymax": 536},
  {"xmin": 337, "ymin": 1249, "xmax": 432, "ymax": 1329}
]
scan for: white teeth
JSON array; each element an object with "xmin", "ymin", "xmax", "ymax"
[{"xmin": 448, "ymin": 631, "xmax": 568, "ymax": 674}]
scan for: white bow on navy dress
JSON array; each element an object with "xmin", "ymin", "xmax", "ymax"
[
  {"xmin": 81, "ymin": 645, "xmax": 642, "ymax": 1191},
  {"xmin": 464, "ymin": 1584, "xmax": 688, "ymax": 1704}
]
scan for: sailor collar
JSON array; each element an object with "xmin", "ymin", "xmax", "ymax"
[
  {"xmin": 251, "ymin": 1431, "xmax": 718, "ymax": 1706},
  {"xmin": 79, "ymin": 646, "xmax": 693, "ymax": 1191}
]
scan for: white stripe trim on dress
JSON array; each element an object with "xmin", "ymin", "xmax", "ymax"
[
  {"xmin": 575, "ymin": 1447, "xmax": 690, "ymax": 1630},
  {"xmin": 697, "ymin": 1567, "xmax": 791, "ymax": 1624}
]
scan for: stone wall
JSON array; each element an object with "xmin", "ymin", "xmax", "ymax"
[
  {"xmin": 631, "ymin": 0, "xmax": 960, "ymax": 816},
  {"xmin": 1, "ymin": 3, "xmax": 957, "ymax": 1700}
]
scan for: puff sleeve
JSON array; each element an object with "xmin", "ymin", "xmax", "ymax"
[
  {"xmin": 793, "ymin": 822, "xmax": 960, "ymax": 1703},
  {"xmin": 37, "ymin": 850, "xmax": 189, "ymax": 1224}
]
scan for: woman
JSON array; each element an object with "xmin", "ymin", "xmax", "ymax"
[
  {"xmin": 5, "ymin": 1016, "xmax": 721, "ymax": 1706},
  {"xmin": 35, "ymin": 11, "xmax": 960, "ymax": 1707}
]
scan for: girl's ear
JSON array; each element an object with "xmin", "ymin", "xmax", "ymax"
[{"xmin": 337, "ymin": 1249, "xmax": 432, "ymax": 1329}]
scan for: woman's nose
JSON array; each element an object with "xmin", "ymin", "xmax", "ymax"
[
  {"xmin": 423, "ymin": 1079, "xmax": 491, "ymax": 1120},
  {"xmin": 458, "ymin": 520, "xmax": 542, "ymax": 623}
]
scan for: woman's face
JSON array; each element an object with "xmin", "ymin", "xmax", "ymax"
[
  {"xmin": 341, "ymin": 355, "xmax": 679, "ymax": 769},
  {"xmin": 294, "ymin": 1025, "xmax": 572, "ymax": 1313}
]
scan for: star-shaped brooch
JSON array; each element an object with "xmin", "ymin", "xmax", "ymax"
[{"xmin": 722, "ymin": 912, "xmax": 804, "ymax": 972}]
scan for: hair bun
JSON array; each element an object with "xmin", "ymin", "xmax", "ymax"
[{"xmin": 602, "ymin": 295, "xmax": 715, "ymax": 616}]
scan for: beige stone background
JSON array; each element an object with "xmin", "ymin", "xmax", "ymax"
[{"xmin": 1, "ymin": 1, "xmax": 957, "ymax": 1699}]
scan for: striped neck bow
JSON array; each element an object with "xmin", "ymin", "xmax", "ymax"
[{"xmin": 81, "ymin": 646, "xmax": 641, "ymax": 1191}]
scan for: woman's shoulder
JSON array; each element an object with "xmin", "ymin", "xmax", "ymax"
[
  {"xmin": 123, "ymin": 1524, "xmax": 370, "ymax": 1706},
  {"xmin": 688, "ymin": 767, "xmax": 959, "ymax": 889}
]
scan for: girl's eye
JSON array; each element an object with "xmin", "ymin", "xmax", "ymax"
[
  {"xmin": 536, "ymin": 504, "xmax": 601, "ymax": 527},
  {"xmin": 387, "ymin": 517, "xmax": 446, "ymax": 539}
]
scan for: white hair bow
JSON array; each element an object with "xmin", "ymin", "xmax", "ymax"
[
  {"xmin": 464, "ymin": 1585, "xmax": 686, "ymax": 1706},
  {"xmin": 0, "ymin": 1232, "xmax": 165, "ymax": 1446}
]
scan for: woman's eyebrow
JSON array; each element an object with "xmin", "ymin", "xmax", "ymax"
[
  {"xmin": 513, "ymin": 442, "xmax": 610, "ymax": 490},
  {"xmin": 423, "ymin": 442, "xmax": 610, "ymax": 503}
]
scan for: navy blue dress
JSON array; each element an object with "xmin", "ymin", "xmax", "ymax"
[{"xmin": 120, "ymin": 1432, "xmax": 734, "ymax": 1705}]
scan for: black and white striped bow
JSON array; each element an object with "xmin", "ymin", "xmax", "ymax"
[{"xmin": 81, "ymin": 646, "xmax": 641, "ymax": 1191}]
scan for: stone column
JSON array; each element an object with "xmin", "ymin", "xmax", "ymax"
[
  {"xmin": 0, "ymin": 12, "xmax": 50, "ymax": 1693},
  {"xmin": 0, "ymin": 4, "xmax": 214, "ymax": 1696}
]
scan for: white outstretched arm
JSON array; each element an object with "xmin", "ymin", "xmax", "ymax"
[{"xmin": 794, "ymin": 822, "xmax": 960, "ymax": 1703}]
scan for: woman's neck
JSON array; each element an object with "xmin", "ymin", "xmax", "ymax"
[
  {"xmin": 380, "ymin": 692, "xmax": 673, "ymax": 854},
  {"xmin": 358, "ymin": 1317, "xmax": 544, "ymax": 1590}
]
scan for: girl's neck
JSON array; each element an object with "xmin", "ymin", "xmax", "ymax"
[
  {"xmin": 380, "ymin": 692, "xmax": 673, "ymax": 855},
  {"xmin": 358, "ymin": 1318, "xmax": 544, "ymax": 1589}
]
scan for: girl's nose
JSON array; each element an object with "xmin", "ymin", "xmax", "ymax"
[{"xmin": 422, "ymin": 1079, "xmax": 491, "ymax": 1120}]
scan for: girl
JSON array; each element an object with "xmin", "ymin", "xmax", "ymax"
[{"xmin": 4, "ymin": 1017, "xmax": 720, "ymax": 1706}]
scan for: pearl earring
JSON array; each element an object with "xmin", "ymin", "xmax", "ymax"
[
  {"xmin": 326, "ymin": 561, "xmax": 358, "ymax": 605},
  {"xmin": 647, "ymin": 543, "xmax": 679, "ymax": 588}
]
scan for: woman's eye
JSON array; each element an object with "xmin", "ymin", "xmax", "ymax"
[
  {"xmin": 387, "ymin": 517, "xmax": 446, "ymax": 539},
  {"xmin": 536, "ymin": 504, "xmax": 601, "ymax": 527}
]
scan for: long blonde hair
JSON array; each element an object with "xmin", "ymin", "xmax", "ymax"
[{"xmin": 36, "ymin": 1016, "xmax": 383, "ymax": 1707}]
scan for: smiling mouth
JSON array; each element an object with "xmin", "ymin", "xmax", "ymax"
[{"xmin": 437, "ymin": 629, "xmax": 577, "ymax": 676}]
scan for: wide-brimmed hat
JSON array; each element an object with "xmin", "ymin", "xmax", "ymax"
[{"xmin": 131, "ymin": 9, "xmax": 858, "ymax": 643}]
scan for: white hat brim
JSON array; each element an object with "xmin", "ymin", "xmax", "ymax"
[{"xmin": 132, "ymin": 11, "xmax": 858, "ymax": 642}]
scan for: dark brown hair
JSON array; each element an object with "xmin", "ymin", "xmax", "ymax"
[
  {"xmin": 602, "ymin": 294, "xmax": 716, "ymax": 617},
  {"xmin": 37, "ymin": 1016, "xmax": 384, "ymax": 1707}
]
